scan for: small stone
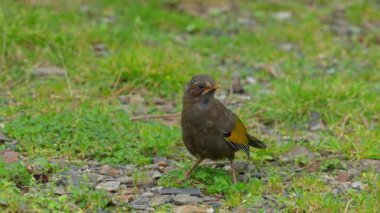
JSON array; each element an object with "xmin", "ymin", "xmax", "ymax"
[
  {"xmin": 148, "ymin": 170, "xmax": 162, "ymax": 182},
  {"xmin": 246, "ymin": 77, "xmax": 257, "ymax": 85},
  {"xmin": 87, "ymin": 173, "xmax": 105, "ymax": 184},
  {"xmin": 233, "ymin": 206, "xmax": 248, "ymax": 213},
  {"xmin": 157, "ymin": 161, "xmax": 169, "ymax": 168},
  {"xmin": 153, "ymin": 156, "xmax": 167, "ymax": 164},
  {"xmin": 237, "ymin": 172, "xmax": 249, "ymax": 183},
  {"xmin": 159, "ymin": 188, "xmax": 202, "ymax": 196},
  {"xmin": 361, "ymin": 159, "xmax": 380, "ymax": 172},
  {"xmin": 233, "ymin": 160, "xmax": 249, "ymax": 171},
  {"xmin": 117, "ymin": 176, "xmax": 133, "ymax": 184},
  {"xmin": 151, "ymin": 186, "xmax": 163, "ymax": 193},
  {"xmin": 55, "ymin": 185, "xmax": 66, "ymax": 195},
  {"xmin": 99, "ymin": 165, "xmax": 119, "ymax": 176},
  {"xmin": 96, "ymin": 181, "xmax": 120, "ymax": 192},
  {"xmin": 273, "ymin": 11, "xmax": 292, "ymax": 20},
  {"xmin": 32, "ymin": 67, "xmax": 67, "ymax": 77},
  {"xmin": 0, "ymin": 132, "xmax": 10, "ymax": 142},
  {"xmin": 172, "ymin": 194, "xmax": 200, "ymax": 205},
  {"xmin": 278, "ymin": 43, "xmax": 294, "ymax": 51},
  {"xmin": 174, "ymin": 205, "xmax": 213, "ymax": 213},
  {"xmin": 352, "ymin": 181, "xmax": 364, "ymax": 190},
  {"xmin": 308, "ymin": 111, "xmax": 326, "ymax": 131},
  {"xmin": 279, "ymin": 146, "xmax": 314, "ymax": 163},
  {"xmin": 141, "ymin": 192, "xmax": 154, "ymax": 198},
  {"xmin": 0, "ymin": 150, "xmax": 19, "ymax": 163},
  {"xmin": 130, "ymin": 197, "xmax": 150, "ymax": 210},
  {"xmin": 202, "ymin": 196, "xmax": 217, "ymax": 202},
  {"xmin": 150, "ymin": 195, "xmax": 171, "ymax": 207}
]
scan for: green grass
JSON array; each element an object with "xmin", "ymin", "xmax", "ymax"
[{"xmin": 0, "ymin": 0, "xmax": 379, "ymax": 211}]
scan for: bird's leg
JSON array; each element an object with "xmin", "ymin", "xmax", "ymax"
[
  {"xmin": 185, "ymin": 158, "xmax": 204, "ymax": 180},
  {"xmin": 230, "ymin": 160, "xmax": 237, "ymax": 184}
]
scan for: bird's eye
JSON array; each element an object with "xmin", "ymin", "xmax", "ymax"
[{"xmin": 198, "ymin": 83, "xmax": 205, "ymax": 89}]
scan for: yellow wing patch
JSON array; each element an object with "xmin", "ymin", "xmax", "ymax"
[{"xmin": 225, "ymin": 119, "xmax": 249, "ymax": 146}]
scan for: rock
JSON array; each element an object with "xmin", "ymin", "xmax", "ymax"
[
  {"xmin": 150, "ymin": 195, "xmax": 171, "ymax": 207},
  {"xmin": 233, "ymin": 206, "xmax": 248, "ymax": 213},
  {"xmin": 172, "ymin": 194, "xmax": 200, "ymax": 205},
  {"xmin": 308, "ymin": 111, "xmax": 326, "ymax": 131},
  {"xmin": 99, "ymin": 165, "xmax": 119, "ymax": 176},
  {"xmin": 0, "ymin": 132, "xmax": 10, "ymax": 142},
  {"xmin": 153, "ymin": 156, "xmax": 167, "ymax": 164},
  {"xmin": 159, "ymin": 188, "xmax": 202, "ymax": 196},
  {"xmin": 273, "ymin": 11, "xmax": 292, "ymax": 20},
  {"xmin": 237, "ymin": 172, "xmax": 249, "ymax": 183},
  {"xmin": 278, "ymin": 43, "xmax": 294, "ymax": 51},
  {"xmin": 148, "ymin": 170, "xmax": 162, "ymax": 182},
  {"xmin": 87, "ymin": 173, "xmax": 105, "ymax": 184},
  {"xmin": 233, "ymin": 161, "xmax": 256, "ymax": 172},
  {"xmin": 55, "ymin": 185, "xmax": 67, "ymax": 195},
  {"xmin": 151, "ymin": 186, "xmax": 163, "ymax": 193},
  {"xmin": 246, "ymin": 77, "xmax": 257, "ymax": 85},
  {"xmin": 352, "ymin": 181, "xmax": 364, "ymax": 190},
  {"xmin": 174, "ymin": 204, "xmax": 213, "ymax": 213},
  {"xmin": 157, "ymin": 161, "xmax": 169, "ymax": 168},
  {"xmin": 96, "ymin": 181, "xmax": 120, "ymax": 192},
  {"xmin": 0, "ymin": 150, "xmax": 19, "ymax": 163},
  {"xmin": 130, "ymin": 197, "xmax": 150, "ymax": 210},
  {"xmin": 361, "ymin": 159, "xmax": 380, "ymax": 172},
  {"xmin": 279, "ymin": 146, "xmax": 314, "ymax": 162},
  {"xmin": 201, "ymin": 196, "xmax": 217, "ymax": 202},
  {"xmin": 141, "ymin": 192, "xmax": 154, "ymax": 198},
  {"xmin": 32, "ymin": 67, "xmax": 67, "ymax": 77},
  {"xmin": 117, "ymin": 176, "xmax": 133, "ymax": 184}
]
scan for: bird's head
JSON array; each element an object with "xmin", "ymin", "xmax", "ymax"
[{"xmin": 184, "ymin": 74, "xmax": 221, "ymax": 101}]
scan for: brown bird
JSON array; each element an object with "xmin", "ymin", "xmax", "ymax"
[{"xmin": 181, "ymin": 74, "xmax": 267, "ymax": 183}]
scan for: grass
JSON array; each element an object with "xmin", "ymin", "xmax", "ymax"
[{"xmin": 0, "ymin": 0, "xmax": 379, "ymax": 211}]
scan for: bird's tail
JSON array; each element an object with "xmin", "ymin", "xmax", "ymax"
[{"xmin": 248, "ymin": 135, "xmax": 267, "ymax": 149}]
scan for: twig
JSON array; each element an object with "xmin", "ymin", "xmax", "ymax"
[
  {"xmin": 130, "ymin": 113, "xmax": 181, "ymax": 121},
  {"xmin": 344, "ymin": 199, "xmax": 353, "ymax": 213},
  {"xmin": 113, "ymin": 84, "xmax": 133, "ymax": 96}
]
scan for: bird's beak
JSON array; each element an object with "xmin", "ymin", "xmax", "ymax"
[{"xmin": 202, "ymin": 83, "xmax": 221, "ymax": 95}]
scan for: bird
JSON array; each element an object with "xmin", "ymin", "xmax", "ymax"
[{"xmin": 181, "ymin": 74, "xmax": 267, "ymax": 183}]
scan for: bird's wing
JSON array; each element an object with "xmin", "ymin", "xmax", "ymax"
[{"xmin": 209, "ymin": 99, "xmax": 251, "ymax": 156}]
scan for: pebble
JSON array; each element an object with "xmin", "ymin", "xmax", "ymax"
[
  {"xmin": 0, "ymin": 132, "xmax": 10, "ymax": 142},
  {"xmin": 117, "ymin": 176, "xmax": 133, "ymax": 184},
  {"xmin": 172, "ymin": 194, "xmax": 200, "ymax": 205},
  {"xmin": 273, "ymin": 11, "xmax": 292, "ymax": 20},
  {"xmin": 174, "ymin": 205, "xmax": 213, "ymax": 213},
  {"xmin": 141, "ymin": 192, "xmax": 154, "ymax": 198},
  {"xmin": 130, "ymin": 197, "xmax": 150, "ymax": 210},
  {"xmin": 279, "ymin": 146, "xmax": 314, "ymax": 162},
  {"xmin": 361, "ymin": 159, "xmax": 380, "ymax": 172},
  {"xmin": 0, "ymin": 150, "xmax": 19, "ymax": 163},
  {"xmin": 99, "ymin": 165, "xmax": 119, "ymax": 176},
  {"xmin": 96, "ymin": 181, "xmax": 120, "ymax": 192},
  {"xmin": 351, "ymin": 181, "xmax": 364, "ymax": 190},
  {"xmin": 159, "ymin": 188, "xmax": 202, "ymax": 196},
  {"xmin": 150, "ymin": 195, "xmax": 171, "ymax": 207}
]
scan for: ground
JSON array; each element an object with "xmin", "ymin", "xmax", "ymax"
[{"xmin": 0, "ymin": 0, "xmax": 379, "ymax": 212}]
